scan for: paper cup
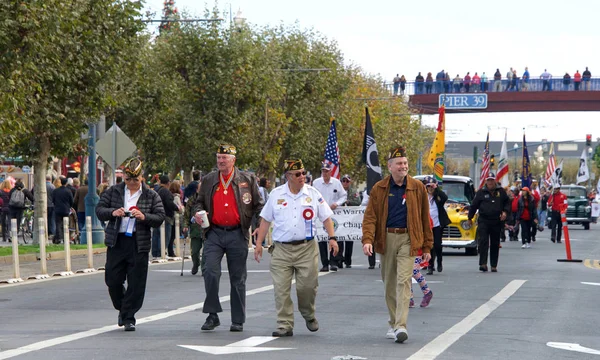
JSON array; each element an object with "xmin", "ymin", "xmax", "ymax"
[{"xmin": 196, "ymin": 210, "xmax": 210, "ymax": 229}]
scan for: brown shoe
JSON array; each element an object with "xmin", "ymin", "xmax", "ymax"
[
  {"xmin": 306, "ymin": 318, "xmax": 319, "ymax": 332},
  {"xmin": 272, "ymin": 328, "xmax": 293, "ymax": 337},
  {"xmin": 491, "ymin": 267, "xmax": 498, "ymax": 272}
]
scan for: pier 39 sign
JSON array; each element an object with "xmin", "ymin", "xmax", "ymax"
[
  {"xmin": 315, "ymin": 206, "xmax": 365, "ymax": 242},
  {"xmin": 439, "ymin": 93, "xmax": 488, "ymax": 109}
]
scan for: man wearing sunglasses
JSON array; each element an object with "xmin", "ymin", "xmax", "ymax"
[
  {"xmin": 96, "ymin": 157, "xmax": 166, "ymax": 332},
  {"xmin": 254, "ymin": 159, "xmax": 338, "ymax": 337},
  {"xmin": 192, "ymin": 144, "xmax": 264, "ymax": 333},
  {"xmin": 312, "ymin": 162, "xmax": 347, "ymax": 272}
]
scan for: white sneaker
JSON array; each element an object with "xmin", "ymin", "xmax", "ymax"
[
  {"xmin": 526, "ymin": 243, "xmax": 531, "ymax": 249},
  {"xmin": 386, "ymin": 328, "xmax": 395, "ymax": 339},
  {"xmin": 521, "ymin": 244, "xmax": 527, "ymax": 249},
  {"xmin": 394, "ymin": 328, "xmax": 408, "ymax": 343}
]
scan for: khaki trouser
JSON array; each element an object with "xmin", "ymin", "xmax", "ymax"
[
  {"xmin": 381, "ymin": 232, "xmax": 413, "ymax": 330},
  {"xmin": 270, "ymin": 240, "xmax": 319, "ymax": 331}
]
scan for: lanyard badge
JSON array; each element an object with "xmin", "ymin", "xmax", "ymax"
[
  {"xmin": 302, "ymin": 208, "xmax": 314, "ymax": 239},
  {"xmin": 125, "ymin": 206, "xmax": 138, "ymax": 237}
]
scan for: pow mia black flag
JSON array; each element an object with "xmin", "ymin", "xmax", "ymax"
[{"xmin": 362, "ymin": 107, "xmax": 382, "ymax": 194}]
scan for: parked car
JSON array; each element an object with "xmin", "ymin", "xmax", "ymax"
[
  {"xmin": 415, "ymin": 175, "xmax": 478, "ymax": 255},
  {"xmin": 547, "ymin": 184, "xmax": 592, "ymax": 230}
]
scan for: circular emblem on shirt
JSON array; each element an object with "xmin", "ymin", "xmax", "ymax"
[
  {"xmin": 242, "ymin": 192, "xmax": 252, "ymax": 205},
  {"xmin": 303, "ymin": 208, "xmax": 314, "ymax": 221}
]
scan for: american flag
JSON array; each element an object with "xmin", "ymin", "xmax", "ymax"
[
  {"xmin": 479, "ymin": 132, "xmax": 490, "ymax": 189},
  {"xmin": 545, "ymin": 142, "xmax": 556, "ymax": 186},
  {"xmin": 324, "ymin": 119, "xmax": 340, "ymax": 179}
]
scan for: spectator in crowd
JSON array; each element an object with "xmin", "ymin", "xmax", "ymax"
[
  {"xmin": 52, "ymin": 177, "xmax": 74, "ymax": 244},
  {"xmin": 563, "ymin": 73, "xmax": 571, "ymax": 91},
  {"xmin": 399, "ymin": 75, "xmax": 407, "ymax": 95},
  {"xmin": 392, "ymin": 74, "xmax": 401, "ymax": 96},
  {"xmin": 443, "ymin": 72, "xmax": 450, "ymax": 93},
  {"xmin": 472, "ymin": 72, "xmax": 481, "ymax": 92},
  {"xmin": 574, "ymin": 70, "xmax": 582, "ymax": 91},
  {"xmin": 152, "ymin": 175, "xmax": 178, "ymax": 258},
  {"xmin": 522, "ymin": 67, "xmax": 530, "ymax": 91},
  {"xmin": 45, "ymin": 175, "xmax": 56, "ymax": 237},
  {"xmin": 541, "ymin": 69, "xmax": 552, "ymax": 91},
  {"xmin": 425, "ymin": 72, "xmax": 433, "ymax": 94},
  {"xmin": 463, "ymin": 72, "xmax": 471, "ymax": 93},
  {"xmin": 493, "ymin": 68, "xmax": 502, "ymax": 92},
  {"xmin": 8, "ymin": 179, "xmax": 34, "ymax": 241},
  {"xmin": 481, "ymin": 72, "xmax": 488, "ymax": 92},
  {"xmin": 504, "ymin": 67, "xmax": 514, "ymax": 91},
  {"xmin": 509, "ymin": 69, "xmax": 518, "ymax": 91},
  {"xmin": 66, "ymin": 178, "xmax": 77, "ymax": 196},
  {"xmin": 453, "ymin": 74, "xmax": 462, "ymax": 93},
  {"xmin": 435, "ymin": 70, "xmax": 445, "ymax": 93},
  {"xmin": 168, "ymin": 181, "xmax": 184, "ymax": 257},
  {"xmin": 582, "ymin": 66, "xmax": 592, "ymax": 90},
  {"xmin": 1, "ymin": 179, "xmax": 13, "ymax": 242},
  {"xmin": 415, "ymin": 72, "xmax": 424, "ymax": 94},
  {"xmin": 73, "ymin": 179, "xmax": 88, "ymax": 241}
]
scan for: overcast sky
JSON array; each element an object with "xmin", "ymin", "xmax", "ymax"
[{"xmin": 144, "ymin": 0, "xmax": 600, "ymax": 143}]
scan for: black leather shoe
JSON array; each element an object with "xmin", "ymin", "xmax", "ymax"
[
  {"xmin": 320, "ymin": 266, "xmax": 329, "ymax": 272},
  {"xmin": 118, "ymin": 314, "xmax": 123, "ymax": 327},
  {"xmin": 345, "ymin": 264, "xmax": 352, "ymax": 268},
  {"xmin": 201, "ymin": 314, "xmax": 220, "ymax": 331},
  {"xmin": 329, "ymin": 266, "xmax": 337, "ymax": 272},
  {"xmin": 272, "ymin": 328, "xmax": 293, "ymax": 337},
  {"xmin": 479, "ymin": 265, "xmax": 488, "ymax": 272},
  {"xmin": 230, "ymin": 323, "xmax": 243, "ymax": 332},
  {"xmin": 426, "ymin": 268, "xmax": 434, "ymax": 275},
  {"xmin": 191, "ymin": 264, "xmax": 199, "ymax": 275},
  {"xmin": 124, "ymin": 322, "xmax": 136, "ymax": 331},
  {"xmin": 368, "ymin": 265, "xmax": 375, "ymax": 269},
  {"xmin": 306, "ymin": 318, "xmax": 319, "ymax": 332},
  {"xmin": 437, "ymin": 264, "xmax": 443, "ymax": 273}
]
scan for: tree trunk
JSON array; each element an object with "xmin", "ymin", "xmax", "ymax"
[{"xmin": 32, "ymin": 136, "xmax": 50, "ymax": 245}]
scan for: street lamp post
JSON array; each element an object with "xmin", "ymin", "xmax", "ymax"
[
  {"xmin": 588, "ymin": 146, "xmax": 593, "ymax": 190},
  {"xmin": 513, "ymin": 143, "xmax": 519, "ymax": 173}
]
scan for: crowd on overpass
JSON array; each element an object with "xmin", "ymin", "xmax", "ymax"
[{"xmin": 390, "ymin": 67, "xmax": 595, "ymax": 95}]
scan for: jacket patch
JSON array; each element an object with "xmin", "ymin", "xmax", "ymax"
[
  {"xmin": 240, "ymin": 182, "xmax": 249, "ymax": 188},
  {"xmin": 242, "ymin": 192, "xmax": 252, "ymax": 205}
]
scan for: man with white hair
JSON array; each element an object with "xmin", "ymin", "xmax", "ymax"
[{"xmin": 192, "ymin": 144, "xmax": 264, "ymax": 333}]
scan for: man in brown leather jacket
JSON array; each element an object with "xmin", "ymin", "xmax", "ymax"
[
  {"xmin": 192, "ymin": 144, "xmax": 264, "ymax": 333},
  {"xmin": 361, "ymin": 146, "xmax": 433, "ymax": 344}
]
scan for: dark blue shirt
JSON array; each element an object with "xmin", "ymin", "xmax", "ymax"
[{"xmin": 386, "ymin": 177, "xmax": 407, "ymax": 228}]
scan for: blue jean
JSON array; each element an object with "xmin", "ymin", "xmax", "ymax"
[
  {"xmin": 151, "ymin": 222, "xmax": 172, "ymax": 257},
  {"xmin": 538, "ymin": 210, "xmax": 547, "ymax": 227}
]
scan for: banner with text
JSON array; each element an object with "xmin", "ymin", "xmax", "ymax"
[{"xmin": 316, "ymin": 206, "xmax": 365, "ymax": 242}]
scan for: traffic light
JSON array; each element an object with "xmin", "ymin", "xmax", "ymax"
[
  {"xmin": 490, "ymin": 154, "xmax": 495, "ymax": 168},
  {"xmin": 586, "ymin": 134, "xmax": 592, "ymax": 146}
]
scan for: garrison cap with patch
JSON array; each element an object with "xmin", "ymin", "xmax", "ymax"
[
  {"xmin": 388, "ymin": 146, "xmax": 407, "ymax": 160},
  {"xmin": 284, "ymin": 159, "xmax": 304, "ymax": 172},
  {"xmin": 123, "ymin": 157, "xmax": 143, "ymax": 177},
  {"xmin": 217, "ymin": 144, "xmax": 237, "ymax": 155}
]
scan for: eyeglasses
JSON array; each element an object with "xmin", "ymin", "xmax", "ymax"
[
  {"xmin": 342, "ymin": 179, "xmax": 350, "ymax": 183},
  {"xmin": 125, "ymin": 177, "xmax": 140, "ymax": 182},
  {"xmin": 291, "ymin": 171, "xmax": 307, "ymax": 178}
]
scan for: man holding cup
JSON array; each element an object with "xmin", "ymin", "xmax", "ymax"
[
  {"xmin": 192, "ymin": 144, "xmax": 264, "ymax": 333},
  {"xmin": 96, "ymin": 157, "xmax": 165, "ymax": 331}
]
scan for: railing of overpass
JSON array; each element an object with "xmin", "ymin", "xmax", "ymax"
[{"xmin": 386, "ymin": 77, "xmax": 600, "ymax": 96}]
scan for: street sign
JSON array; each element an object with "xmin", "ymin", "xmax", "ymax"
[
  {"xmin": 95, "ymin": 124, "xmax": 137, "ymax": 170},
  {"xmin": 439, "ymin": 94, "xmax": 488, "ymax": 109},
  {"xmin": 22, "ymin": 166, "xmax": 31, "ymax": 173}
]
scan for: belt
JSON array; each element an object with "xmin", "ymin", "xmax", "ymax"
[
  {"xmin": 212, "ymin": 224, "xmax": 241, "ymax": 231},
  {"xmin": 275, "ymin": 238, "xmax": 314, "ymax": 245},
  {"xmin": 386, "ymin": 227, "xmax": 407, "ymax": 234}
]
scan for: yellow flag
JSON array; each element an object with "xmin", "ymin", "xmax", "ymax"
[{"xmin": 427, "ymin": 105, "xmax": 445, "ymax": 182}]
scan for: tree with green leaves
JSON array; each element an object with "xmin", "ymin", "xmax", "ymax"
[{"xmin": 0, "ymin": 0, "xmax": 144, "ymax": 242}]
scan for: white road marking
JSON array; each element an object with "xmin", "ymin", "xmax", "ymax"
[
  {"xmin": 376, "ymin": 279, "xmax": 445, "ymax": 284},
  {"xmin": 581, "ymin": 282, "xmax": 600, "ymax": 286},
  {"xmin": 179, "ymin": 336, "xmax": 293, "ymax": 355},
  {"xmin": 153, "ymin": 269, "xmax": 271, "ymax": 273},
  {"xmin": 547, "ymin": 342, "xmax": 600, "ymax": 355},
  {"xmin": 0, "ymin": 272, "xmax": 330, "ymax": 359},
  {"xmin": 407, "ymin": 279, "xmax": 527, "ymax": 360}
]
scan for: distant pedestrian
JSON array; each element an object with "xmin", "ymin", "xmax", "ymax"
[
  {"xmin": 522, "ymin": 67, "xmax": 530, "ymax": 91},
  {"xmin": 515, "ymin": 187, "xmax": 538, "ymax": 249},
  {"xmin": 463, "ymin": 72, "xmax": 471, "ymax": 93},
  {"xmin": 393, "ymin": 74, "xmax": 401, "ymax": 96},
  {"xmin": 415, "ymin": 72, "xmax": 424, "ymax": 94},
  {"xmin": 548, "ymin": 186, "xmax": 567, "ymax": 243},
  {"xmin": 574, "ymin": 70, "xmax": 582, "ymax": 91},
  {"xmin": 52, "ymin": 177, "xmax": 74, "ymax": 244},
  {"xmin": 481, "ymin": 72, "xmax": 488, "ymax": 92},
  {"xmin": 541, "ymin": 69, "xmax": 552, "ymax": 91},
  {"xmin": 443, "ymin": 72, "xmax": 450, "ymax": 93},
  {"xmin": 425, "ymin": 72, "xmax": 433, "ymax": 94},
  {"xmin": 472, "ymin": 72, "xmax": 481, "ymax": 92},
  {"xmin": 493, "ymin": 69, "xmax": 502, "ymax": 92},
  {"xmin": 505, "ymin": 67, "xmax": 513, "ymax": 91},
  {"xmin": 582, "ymin": 66, "xmax": 591, "ymax": 90},
  {"xmin": 453, "ymin": 74, "xmax": 462, "ymax": 93},
  {"xmin": 399, "ymin": 75, "xmax": 406, "ymax": 95},
  {"xmin": 563, "ymin": 73, "xmax": 571, "ymax": 90}
]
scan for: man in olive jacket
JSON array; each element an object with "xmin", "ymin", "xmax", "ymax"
[
  {"xmin": 361, "ymin": 146, "xmax": 433, "ymax": 344},
  {"xmin": 192, "ymin": 144, "xmax": 264, "ymax": 333},
  {"xmin": 96, "ymin": 157, "xmax": 165, "ymax": 332}
]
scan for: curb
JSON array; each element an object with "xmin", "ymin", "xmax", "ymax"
[{"xmin": 0, "ymin": 248, "xmax": 107, "ymax": 265}]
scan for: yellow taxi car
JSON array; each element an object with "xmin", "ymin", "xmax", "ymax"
[{"xmin": 415, "ymin": 175, "xmax": 478, "ymax": 255}]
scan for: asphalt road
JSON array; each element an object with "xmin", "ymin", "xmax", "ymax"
[{"xmin": 0, "ymin": 224, "xmax": 599, "ymax": 360}]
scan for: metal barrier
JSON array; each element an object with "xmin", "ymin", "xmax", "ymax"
[
  {"xmin": 76, "ymin": 216, "xmax": 97, "ymax": 273},
  {"xmin": 0, "ymin": 219, "xmax": 24, "ymax": 283},
  {"xmin": 53, "ymin": 217, "xmax": 74, "ymax": 277},
  {"xmin": 152, "ymin": 223, "xmax": 168, "ymax": 263},
  {"xmin": 170, "ymin": 214, "xmax": 182, "ymax": 261}
]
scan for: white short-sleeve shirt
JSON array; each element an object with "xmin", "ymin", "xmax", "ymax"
[
  {"xmin": 312, "ymin": 177, "xmax": 347, "ymax": 207},
  {"xmin": 260, "ymin": 183, "xmax": 333, "ymax": 242}
]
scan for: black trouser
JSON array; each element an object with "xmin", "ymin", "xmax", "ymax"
[
  {"xmin": 203, "ymin": 227, "xmax": 248, "ymax": 324},
  {"xmin": 47, "ymin": 207, "xmax": 55, "ymax": 236},
  {"xmin": 337, "ymin": 241, "xmax": 353, "ymax": 266},
  {"xmin": 508, "ymin": 213, "xmax": 519, "ymax": 240},
  {"xmin": 319, "ymin": 241, "xmax": 337, "ymax": 268},
  {"xmin": 54, "ymin": 213, "xmax": 69, "ymax": 243},
  {"xmin": 477, "ymin": 221, "xmax": 501, "ymax": 268},
  {"xmin": 430, "ymin": 226, "xmax": 443, "ymax": 268},
  {"xmin": 550, "ymin": 210, "xmax": 562, "ymax": 242},
  {"xmin": 167, "ymin": 221, "xmax": 176, "ymax": 257},
  {"xmin": 520, "ymin": 219, "xmax": 533, "ymax": 244},
  {"xmin": 10, "ymin": 208, "xmax": 24, "ymax": 239},
  {"xmin": 105, "ymin": 233, "xmax": 149, "ymax": 325},
  {"xmin": 1, "ymin": 211, "xmax": 11, "ymax": 241},
  {"xmin": 500, "ymin": 220, "xmax": 506, "ymax": 241},
  {"xmin": 368, "ymin": 252, "xmax": 376, "ymax": 267},
  {"xmin": 530, "ymin": 219, "xmax": 537, "ymax": 240}
]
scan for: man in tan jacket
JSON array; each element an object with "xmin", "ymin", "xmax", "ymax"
[{"xmin": 362, "ymin": 146, "xmax": 433, "ymax": 344}]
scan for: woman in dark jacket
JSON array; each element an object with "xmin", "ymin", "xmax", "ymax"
[
  {"xmin": 8, "ymin": 179, "xmax": 34, "ymax": 241},
  {"xmin": 0, "ymin": 179, "xmax": 13, "ymax": 242},
  {"xmin": 422, "ymin": 176, "xmax": 450, "ymax": 274},
  {"xmin": 516, "ymin": 187, "xmax": 538, "ymax": 249}
]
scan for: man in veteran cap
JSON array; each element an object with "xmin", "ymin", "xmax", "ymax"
[
  {"xmin": 96, "ymin": 157, "xmax": 166, "ymax": 331},
  {"xmin": 254, "ymin": 159, "xmax": 338, "ymax": 337},
  {"xmin": 192, "ymin": 144, "xmax": 264, "ymax": 333},
  {"xmin": 361, "ymin": 146, "xmax": 433, "ymax": 343}
]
